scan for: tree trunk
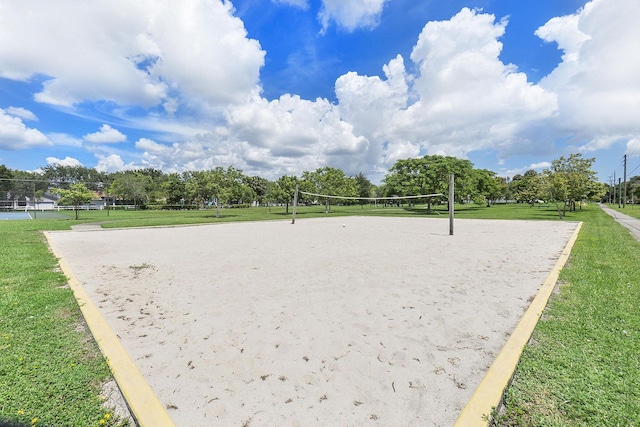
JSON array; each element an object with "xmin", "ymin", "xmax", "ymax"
[{"xmin": 216, "ymin": 199, "xmax": 220, "ymax": 218}]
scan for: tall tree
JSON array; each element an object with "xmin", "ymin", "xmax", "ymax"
[
  {"xmin": 51, "ymin": 183, "xmax": 94, "ymax": 219},
  {"xmin": 302, "ymin": 167, "xmax": 357, "ymax": 212},
  {"xmin": 268, "ymin": 175, "xmax": 298, "ymax": 214},
  {"xmin": 108, "ymin": 172, "xmax": 151, "ymax": 207},
  {"xmin": 511, "ymin": 170, "xmax": 547, "ymax": 205},
  {"xmin": 0, "ymin": 164, "xmax": 13, "ymax": 201},
  {"xmin": 545, "ymin": 153, "xmax": 601, "ymax": 216},
  {"xmin": 354, "ymin": 172, "xmax": 373, "ymax": 205},
  {"xmin": 162, "ymin": 173, "xmax": 187, "ymax": 205},
  {"xmin": 470, "ymin": 169, "xmax": 499, "ymax": 206},
  {"xmin": 244, "ymin": 176, "xmax": 271, "ymax": 206},
  {"xmin": 383, "ymin": 155, "xmax": 474, "ymax": 213},
  {"xmin": 40, "ymin": 165, "xmax": 106, "ymax": 190}
]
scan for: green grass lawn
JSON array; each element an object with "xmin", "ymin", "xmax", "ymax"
[
  {"xmin": 494, "ymin": 207, "xmax": 640, "ymax": 426},
  {"xmin": 0, "ymin": 220, "xmax": 127, "ymax": 427},
  {"xmin": 606, "ymin": 202, "xmax": 640, "ymax": 219},
  {"xmin": 46, "ymin": 201, "xmax": 577, "ymax": 228},
  {"xmin": 1, "ymin": 203, "xmax": 637, "ymax": 426}
]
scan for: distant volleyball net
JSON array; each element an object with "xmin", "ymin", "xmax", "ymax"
[{"xmin": 291, "ymin": 173, "xmax": 456, "ymax": 235}]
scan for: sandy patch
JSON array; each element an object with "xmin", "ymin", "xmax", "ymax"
[{"xmin": 46, "ymin": 216, "xmax": 578, "ymax": 426}]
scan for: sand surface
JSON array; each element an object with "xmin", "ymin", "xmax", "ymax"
[{"xmin": 46, "ymin": 216, "xmax": 578, "ymax": 426}]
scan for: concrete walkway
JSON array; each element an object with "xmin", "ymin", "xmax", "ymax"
[{"xmin": 599, "ymin": 204, "xmax": 640, "ymax": 241}]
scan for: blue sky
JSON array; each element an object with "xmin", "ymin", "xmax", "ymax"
[{"xmin": 1, "ymin": 0, "xmax": 639, "ymax": 184}]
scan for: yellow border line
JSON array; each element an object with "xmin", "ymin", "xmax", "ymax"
[
  {"xmin": 45, "ymin": 232, "xmax": 176, "ymax": 427},
  {"xmin": 454, "ymin": 221, "xmax": 583, "ymax": 426}
]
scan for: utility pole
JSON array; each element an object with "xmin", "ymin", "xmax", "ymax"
[
  {"xmin": 613, "ymin": 171, "xmax": 617, "ymax": 205},
  {"xmin": 623, "ymin": 154, "xmax": 627, "ymax": 208},
  {"xmin": 618, "ymin": 178, "xmax": 622, "ymax": 208},
  {"xmin": 608, "ymin": 176, "xmax": 613, "ymax": 203}
]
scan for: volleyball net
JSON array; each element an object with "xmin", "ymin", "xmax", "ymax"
[{"xmin": 291, "ymin": 173, "xmax": 456, "ymax": 235}]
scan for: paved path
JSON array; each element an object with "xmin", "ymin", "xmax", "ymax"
[{"xmin": 599, "ymin": 204, "xmax": 640, "ymax": 241}]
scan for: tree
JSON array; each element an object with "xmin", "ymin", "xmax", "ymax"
[
  {"xmin": 511, "ymin": 170, "xmax": 547, "ymax": 205},
  {"xmin": 135, "ymin": 168, "xmax": 167, "ymax": 203},
  {"xmin": 244, "ymin": 176, "xmax": 271, "ymax": 206},
  {"xmin": 0, "ymin": 164, "xmax": 13, "ymax": 201},
  {"xmin": 162, "ymin": 173, "xmax": 187, "ymax": 205},
  {"xmin": 51, "ymin": 183, "xmax": 93, "ymax": 219},
  {"xmin": 268, "ymin": 175, "xmax": 298, "ymax": 214},
  {"xmin": 470, "ymin": 169, "xmax": 499, "ymax": 207},
  {"xmin": 108, "ymin": 172, "xmax": 151, "ymax": 207},
  {"xmin": 545, "ymin": 153, "xmax": 601, "ymax": 217},
  {"xmin": 355, "ymin": 172, "xmax": 373, "ymax": 206},
  {"xmin": 383, "ymin": 155, "xmax": 474, "ymax": 213},
  {"xmin": 184, "ymin": 167, "xmax": 252, "ymax": 217},
  {"xmin": 629, "ymin": 176, "xmax": 640, "ymax": 202},
  {"xmin": 301, "ymin": 167, "xmax": 357, "ymax": 212},
  {"xmin": 41, "ymin": 164, "xmax": 106, "ymax": 190}
]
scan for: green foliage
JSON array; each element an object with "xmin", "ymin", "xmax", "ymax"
[
  {"xmin": 0, "ymin": 164, "xmax": 13, "ymax": 199},
  {"xmin": 161, "ymin": 173, "xmax": 186, "ymax": 205},
  {"xmin": 545, "ymin": 153, "xmax": 603, "ymax": 214},
  {"xmin": 301, "ymin": 167, "xmax": 358, "ymax": 211},
  {"xmin": 244, "ymin": 175, "xmax": 271, "ymax": 205},
  {"xmin": 51, "ymin": 183, "xmax": 94, "ymax": 220},
  {"xmin": 510, "ymin": 170, "xmax": 546, "ymax": 204},
  {"xmin": 108, "ymin": 172, "xmax": 152, "ymax": 206},
  {"xmin": 355, "ymin": 172, "xmax": 373, "ymax": 200},
  {"xmin": 183, "ymin": 167, "xmax": 254, "ymax": 217},
  {"xmin": 383, "ymin": 155, "xmax": 474, "ymax": 212}
]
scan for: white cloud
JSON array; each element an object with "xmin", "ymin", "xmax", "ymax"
[
  {"xmin": 225, "ymin": 94, "xmax": 369, "ymax": 176},
  {"xmin": 4, "ymin": 1, "xmax": 632, "ymax": 181},
  {"xmin": 0, "ymin": 1, "xmax": 264, "ymax": 112},
  {"xmin": 83, "ymin": 125, "xmax": 127, "ymax": 144},
  {"xmin": 5, "ymin": 107, "xmax": 38, "ymax": 121},
  {"xmin": 538, "ymin": 0, "xmax": 640, "ymax": 150},
  {"xmin": 144, "ymin": 7, "xmax": 558, "ymax": 178},
  {"xmin": 0, "ymin": 108, "xmax": 51, "ymax": 150},
  {"xmin": 95, "ymin": 154, "xmax": 127, "ymax": 173},
  {"xmin": 398, "ymin": 8, "xmax": 557, "ymax": 160},
  {"xmin": 626, "ymin": 138, "xmax": 640, "ymax": 157},
  {"xmin": 332, "ymin": 8, "xmax": 557, "ymax": 170},
  {"xmin": 530, "ymin": 161, "xmax": 552, "ymax": 169},
  {"xmin": 319, "ymin": 0, "xmax": 389, "ymax": 32},
  {"xmin": 46, "ymin": 156, "xmax": 83, "ymax": 167}
]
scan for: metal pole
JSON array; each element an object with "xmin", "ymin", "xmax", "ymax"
[
  {"xmin": 613, "ymin": 171, "xmax": 617, "ymax": 205},
  {"xmin": 291, "ymin": 183, "xmax": 299, "ymax": 224},
  {"xmin": 618, "ymin": 178, "xmax": 622, "ymax": 208},
  {"xmin": 623, "ymin": 154, "xmax": 627, "ymax": 208},
  {"xmin": 449, "ymin": 173, "xmax": 454, "ymax": 236}
]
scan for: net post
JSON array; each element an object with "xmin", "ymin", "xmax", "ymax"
[
  {"xmin": 291, "ymin": 183, "xmax": 299, "ymax": 224},
  {"xmin": 449, "ymin": 173, "xmax": 454, "ymax": 236}
]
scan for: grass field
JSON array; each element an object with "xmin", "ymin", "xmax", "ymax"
[
  {"xmin": 607, "ymin": 202, "xmax": 640, "ymax": 219},
  {"xmin": 1, "ymin": 202, "xmax": 638, "ymax": 426},
  {"xmin": 493, "ymin": 206, "xmax": 640, "ymax": 426}
]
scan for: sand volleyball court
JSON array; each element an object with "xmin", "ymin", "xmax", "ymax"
[{"xmin": 46, "ymin": 216, "xmax": 578, "ymax": 426}]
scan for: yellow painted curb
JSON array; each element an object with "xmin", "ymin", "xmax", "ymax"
[
  {"xmin": 45, "ymin": 232, "xmax": 176, "ymax": 427},
  {"xmin": 454, "ymin": 221, "xmax": 583, "ymax": 426}
]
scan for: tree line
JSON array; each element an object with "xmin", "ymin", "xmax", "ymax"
[{"xmin": 0, "ymin": 153, "xmax": 613, "ymax": 218}]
